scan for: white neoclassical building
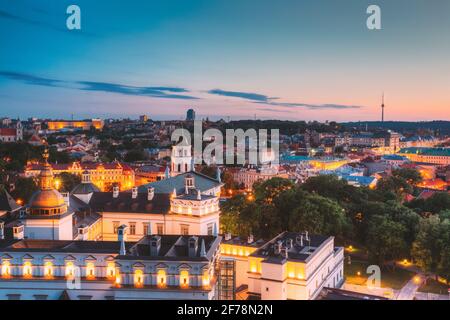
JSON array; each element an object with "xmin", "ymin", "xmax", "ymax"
[
  {"xmin": 0, "ymin": 232, "xmax": 221, "ymax": 300},
  {"xmin": 221, "ymin": 231, "xmax": 344, "ymax": 300}
]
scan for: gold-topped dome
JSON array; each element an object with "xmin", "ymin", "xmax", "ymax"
[
  {"xmin": 29, "ymin": 149, "xmax": 68, "ymax": 216},
  {"xmin": 29, "ymin": 189, "xmax": 66, "ymax": 209}
]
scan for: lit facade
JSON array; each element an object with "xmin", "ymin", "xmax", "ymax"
[
  {"xmin": 25, "ymin": 161, "xmax": 135, "ymax": 192},
  {"xmin": 0, "ymin": 235, "xmax": 221, "ymax": 300},
  {"xmin": 222, "ymin": 232, "xmax": 344, "ymax": 300},
  {"xmin": 46, "ymin": 119, "xmax": 104, "ymax": 131}
]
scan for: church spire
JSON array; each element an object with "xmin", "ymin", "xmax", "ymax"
[
  {"xmin": 381, "ymin": 93, "xmax": 385, "ymax": 123},
  {"xmin": 39, "ymin": 149, "xmax": 54, "ymax": 190}
]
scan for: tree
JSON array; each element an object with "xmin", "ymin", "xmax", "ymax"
[
  {"xmin": 124, "ymin": 149, "xmax": 147, "ymax": 162},
  {"xmin": 392, "ymin": 168, "xmax": 422, "ymax": 185},
  {"xmin": 253, "ymin": 177, "xmax": 294, "ymax": 204},
  {"xmin": 288, "ymin": 192, "xmax": 349, "ymax": 237},
  {"xmin": 11, "ymin": 177, "xmax": 38, "ymax": 203},
  {"xmin": 411, "ymin": 216, "xmax": 441, "ymax": 274},
  {"xmin": 377, "ymin": 176, "xmax": 413, "ymax": 199},
  {"xmin": 54, "ymin": 172, "xmax": 81, "ymax": 192},
  {"xmin": 366, "ymin": 215, "xmax": 408, "ymax": 266}
]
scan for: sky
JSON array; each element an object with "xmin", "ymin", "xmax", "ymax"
[{"xmin": 0, "ymin": 0, "xmax": 449, "ymax": 121}]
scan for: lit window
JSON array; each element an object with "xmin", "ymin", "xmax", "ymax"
[
  {"xmin": 65, "ymin": 262, "xmax": 75, "ymax": 277},
  {"xmin": 134, "ymin": 270, "xmax": 144, "ymax": 288},
  {"xmin": 106, "ymin": 263, "xmax": 115, "ymax": 279},
  {"xmin": 44, "ymin": 262, "xmax": 53, "ymax": 278},
  {"xmin": 1, "ymin": 261, "xmax": 11, "ymax": 277},
  {"xmin": 180, "ymin": 270, "xmax": 189, "ymax": 288},
  {"xmin": 23, "ymin": 262, "xmax": 32, "ymax": 278},
  {"xmin": 115, "ymin": 274, "xmax": 121, "ymax": 287},
  {"xmin": 86, "ymin": 262, "xmax": 95, "ymax": 279},
  {"xmin": 202, "ymin": 271, "xmax": 210, "ymax": 287},
  {"xmin": 157, "ymin": 269, "xmax": 166, "ymax": 287}
]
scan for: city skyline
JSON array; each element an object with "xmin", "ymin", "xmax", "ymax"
[{"xmin": 1, "ymin": 0, "xmax": 450, "ymax": 121}]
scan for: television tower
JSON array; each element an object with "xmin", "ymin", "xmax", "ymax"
[{"xmin": 381, "ymin": 93, "xmax": 385, "ymax": 123}]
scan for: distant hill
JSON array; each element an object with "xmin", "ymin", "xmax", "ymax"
[{"xmin": 341, "ymin": 121, "xmax": 450, "ymax": 135}]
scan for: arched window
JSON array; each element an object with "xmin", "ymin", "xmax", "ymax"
[
  {"xmin": 1, "ymin": 261, "xmax": 11, "ymax": 277},
  {"xmin": 106, "ymin": 263, "xmax": 115, "ymax": 279},
  {"xmin": 180, "ymin": 270, "xmax": 189, "ymax": 288},
  {"xmin": 65, "ymin": 262, "xmax": 75, "ymax": 277},
  {"xmin": 23, "ymin": 261, "xmax": 32, "ymax": 278},
  {"xmin": 134, "ymin": 270, "xmax": 144, "ymax": 288},
  {"xmin": 86, "ymin": 262, "xmax": 95, "ymax": 279},
  {"xmin": 44, "ymin": 262, "xmax": 53, "ymax": 278},
  {"xmin": 157, "ymin": 269, "xmax": 166, "ymax": 287}
]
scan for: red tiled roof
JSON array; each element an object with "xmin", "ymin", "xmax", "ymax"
[{"xmin": 0, "ymin": 128, "xmax": 16, "ymax": 136}]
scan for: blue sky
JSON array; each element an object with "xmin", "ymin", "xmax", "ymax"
[{"xmin": 0, "ymin": 0, "xmax": 449, "ymax": 121}]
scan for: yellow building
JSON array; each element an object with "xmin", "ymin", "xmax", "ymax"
[
  {"xmin": 47, "ymin": 119, "xmax": 104, "ymax": 131},
  {"xmin": 25, "ymin": 161, "xmax": 135, "ymax": 192}
]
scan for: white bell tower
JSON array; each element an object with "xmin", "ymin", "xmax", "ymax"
[{"xmin": 171, "ymin": 141, "xmax": 192, "ymax": 176}]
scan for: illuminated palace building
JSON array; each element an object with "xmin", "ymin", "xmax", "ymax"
[
  {"xmin": 0, "ymin": 147, "xmax": 344, "ymax": 300},
  {"xmin": 25, "ymin": 161, "xmax": 135, "ymax": 192},
  {"xmin": 46, "ymin": 119, "xmax": 104, "ymax": 131}
]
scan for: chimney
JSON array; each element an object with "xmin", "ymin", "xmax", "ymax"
[
  {"xmin": 13, "ymin": 223, "xmax": 24, "ymax": 240},
  {"xmin": 131, "ymin": 187, "xmax": 138, "ymax": 199},
  {"xmin": 200, "ymin": 239, "xmax": 207, "ymax": 257},
  {"xmin": 224, "ymin": 232, "xmax": 232, "ymax": 241},
  {"xmin": 286, "ymin": 238, "xmax": 293, "ymax": 250},
  {"xmin": 188, "ymin": 236, "xmax": 199, "ymax": 257},
  {"xmin": 274, "ymin": 240, "xmax": 282, "ymax": 255},
  {"xmin": 113, "ymin": 185, "xmax": 119, "ymax": 198},
  {"xmin": 118, "ymin": 225, "xmax": 128, "ymax": 255},
  {"xmin": 283, "ymin": 247, "xmax": 289, "ymax": 259},
  {"xmin": 247, "ymin": 234, "xmax": 254, "ymax": 244},
  {"xmin": 150, "ymin": 236, "xmax": 161, "ymax": 257},
  {"xmin": 78, "ymin": 225, "xmax": 88, "ymax": 241},
  {"xmin": 61, "ymin": 192, "xmax": 70, "ymax": 207},
  {"xmin": 184, "ymin": 175, "xmax": 194, "ymax": 194},
  {"xmin": 0, "ymin": 221, "xmax": 4, "ymax": 240},
  {"xmin": 147, "ymin": 187, "xmax": 155, "ymax": 201}
]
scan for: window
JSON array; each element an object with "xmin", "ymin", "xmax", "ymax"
[
  {"xmin": 207, "ymin": 223, "xmax": 213, "ymax": 236},
  {"xmin": 23, "ymin": 262, "xmax": 32, "ymax": 278},
  {"xmin": 180, "ymin": 270, "xmax": 189, "ymax": 288},
  {"xmin": 113, "ymin": 221, "xmax": 120, "ymax": 234},
  {"xmin": 180, "ymin": 224, "xmax": 189, "ymax": 235},
  {"xmin": 44, "ymin": 262, "xmax": 53, "ymax": 278},
  {"xmin": 157, "ymin": 269, "xmax": 166, "ymax": 287},
  {"xmin": 107, "ymin": 263, "xmax": 115, "ymax": 279},
  {"xmin": 134, "ymin": 270, "xmax": 144, "ymax": 288},
  {"xmin": 86, "ymin": 263, "xmax": 95, "ymax": 279},
  {"xmin": 156, "ymin": 223, "xmax": 164, "ymax": 235},
  {"xmin": 143, "ymin": 223, "xmax": 150, "ymax": 235},
  {"xmin": 66, "ymin": 262, "xmax": 75, "ymax": 277},
  {"xmin": 129, "ymin": 222, "xmax": 136, "ymax": 235}
]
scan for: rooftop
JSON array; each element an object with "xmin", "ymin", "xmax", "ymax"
[
  {"xmin": 119, "ymin": 235, "xmax": 222, "ymax": 261},
  {"xmin": 250, "ymin": 231, "xmax": 332, "ymax": 264},
  {"xmin": 137, "ymin": 171, "xmax": 222, "ymax": 194},
  {"xmin": 399, "ymin": 147, "xmax": 450, "ymax": 157}
]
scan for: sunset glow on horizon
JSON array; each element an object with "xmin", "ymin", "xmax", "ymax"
[{"xmin": 1, "ymin": 0, "xmax": 449, "ymax": 121}]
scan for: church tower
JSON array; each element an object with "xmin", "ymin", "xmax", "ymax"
[
  {"xmin": 171, "ymin": 140, "xmax": 192, "ymax": 176},
  {"xmin": 22, "ymin": 150, "xmax": 74, "ymax": 240}
]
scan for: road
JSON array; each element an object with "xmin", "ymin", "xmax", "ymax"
[{"xmin": 396, "ymin": 274, "xmax": 425, "ymax": 300}]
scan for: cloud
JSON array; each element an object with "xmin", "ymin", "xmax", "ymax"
[
  {"xmin": 207, "ymin": 89, "xmax": 272, "ymax": 102},
  {"xmin": 207, "ymin": 88, "xmax": 363, "ymax": 110},
  {"xmin": 0, "ymin": 71, "xmax": 199, "ymax": 100}
]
